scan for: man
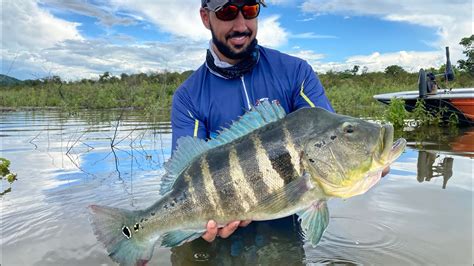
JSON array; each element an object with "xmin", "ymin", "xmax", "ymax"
[{"xmin": 171, "ymin": 0, "xmax": 335, "ymax": 243}]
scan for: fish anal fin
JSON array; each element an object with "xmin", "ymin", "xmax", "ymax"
[
  {"xmin": 297, "ymin": 200, "xmax": 329, "ymax": 247},
  {"xmin": 160, "ymin": 230, "xmax": 205, "ymax": 247}
]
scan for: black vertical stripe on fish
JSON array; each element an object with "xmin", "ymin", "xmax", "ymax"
[
  {"xmin": 259, "ymin": 125, "xmax": 300, "ymax": 184},
  {"xmin": 227, "ymin": 146, "xmax": 259, "ymax": 211},
  {"xmin": 186, "ymin": 159, "xmax": 210, "ymax": 208},
  {"xmin": 199, "ymin": 155, "xmax": 226, "ymax": 217},
  {"xmin": 206, "ymin": 146, "xmax": 245, "ymax": 215},
  {"xmin": 234, "ymin": 135, "xmax": 272, "ymax": 201}
]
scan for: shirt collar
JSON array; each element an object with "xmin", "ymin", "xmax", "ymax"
[{"xmin": 208, "ymin": 40, "xmax": 234, "ymax": 68}]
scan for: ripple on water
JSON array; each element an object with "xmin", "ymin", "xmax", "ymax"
[
  {"xmin": 323, "ymin": 216, "xmax": 399, "ymax": 249},
  {"xmin": 304, "ymin": 216, "xmax": 430, "ymax": 265}
]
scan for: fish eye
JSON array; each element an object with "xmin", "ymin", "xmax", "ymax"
[{"xmin": 342, "ymin": 123, "xmax": 355, "ymax": 134}]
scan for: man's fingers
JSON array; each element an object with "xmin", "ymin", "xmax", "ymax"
[
  {"xmin": 201, "ymin": 220, "xmax": 218, "ymax": 242},
  {"xmin": 201, "ymin": 220, "xmax": 252, "ymax": 242},
  {"xmin": 239, "ymin": 220, "xmax": 252, "ymax": 227},
  {"xmin": 217, "ymin": 221, "xmax": 240, "ymax": 239}
]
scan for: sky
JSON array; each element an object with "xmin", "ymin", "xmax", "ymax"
[{"xmin": 1, "ymin": 0, "xmax": 472, "ymax": 81}]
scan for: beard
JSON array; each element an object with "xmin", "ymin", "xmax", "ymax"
[{"xmin": 210, "ymin": 25, "xmax": 257, "ymax": 60}]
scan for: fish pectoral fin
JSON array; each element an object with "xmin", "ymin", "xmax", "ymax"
[
  {"xmin": 296, "ymin": 200, "xmax": 329, "ymax": 247},
  {"xmin": 160, "ymin": 230, "xmax": 205, "ymax": 247},
  {"xmin": 252, "ymin": 172, "xmax": 315, "ymax": 214}
]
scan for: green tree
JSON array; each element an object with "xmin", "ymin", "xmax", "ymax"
[
  {"xmin": 385, "ymin": 65, "xmax": 407, "ymax": 76},
  {"xmin": 361, "ymin": 66, "xmax": 369, "ymax": 74},
  {"xmin": 351, "ymin": 65, "xmax": 360, "ymax": 75},
  {"xmin": 457, "ymin": 35, "xmax": 473, "ymax": 75},
  {"xmin": 99, "ymin": 71, "xmax": 111, "ymax": 83}
]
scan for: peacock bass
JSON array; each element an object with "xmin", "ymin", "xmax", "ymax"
[{"xmin": 89, "ymin": 100, "xmax": 406, "ymax": 265}]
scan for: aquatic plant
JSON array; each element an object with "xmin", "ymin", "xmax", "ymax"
[
  {"xmin": 383, "ymin": 98, "xmax": 408, "ymax": 128},
  {"xmin": 383, "ymin": 99, "xmax": 460, "ymax": 129},
  {"xmin": 448, "ymin": 113, "xmax": 460, "ymax": 126},
  {"xmin": 411, "ymin": 99, "xmax": 432, "ymax": 126},
  {"xmin": 0, "ymin": 157, "xmax": 17, "ymax": 196}
]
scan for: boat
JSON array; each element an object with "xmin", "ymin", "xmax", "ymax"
[
  {"xmin": 374, "ymin": 87, "xmax": 474, "ymax": 125},
  {"xmin": 374, "ymin": 47, "xmax": 474, "ymax": 126}
]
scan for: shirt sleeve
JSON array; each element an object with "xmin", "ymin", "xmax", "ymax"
[
  {"xmin": 292, "ymin": 61, "xmax": 334, "ymax": 113},
  {"xmin": 170, "ymin": 87, "xmax": 207, "ymax": 152}
]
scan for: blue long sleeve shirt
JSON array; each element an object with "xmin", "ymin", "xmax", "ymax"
[{"xmin": 171, "ymin": 45, "xmax": 334, "ymax": 151}]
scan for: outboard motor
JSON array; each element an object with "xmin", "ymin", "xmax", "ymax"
[
  {"xmin": 418, "ymin": 46, "xmax": 455, "ymax": 98},
  {"xmin": 418, "ymin": 68, "xmax": 428, "ymax": 98},
  {"xmin": 445, "ymin": 46, "xmax": 455, "ymax": 81}
]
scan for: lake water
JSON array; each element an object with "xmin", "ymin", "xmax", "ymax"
[{"xmin": 1, "ymin": 110, "xmax": 472, "ymax": 265}]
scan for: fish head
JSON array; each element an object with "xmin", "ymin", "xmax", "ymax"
[{"xmin": 302, "ymin": 111, "xmax": 406, "ymax": 198}]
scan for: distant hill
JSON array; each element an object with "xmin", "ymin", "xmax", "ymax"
[{"xmin": 0, "ymin": 74, "xmax": 22, "ymax": 86}]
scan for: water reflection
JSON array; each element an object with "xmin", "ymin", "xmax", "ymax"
[
  {"xmin": 1, "ymin": 111, "xmax": 473, "ymax": 265},
  {"xmin": 417, "ymin": 151, "xmax": 453, "ymax": 189},
  {"xmin": 405, "ymin": 126, "xmax": 474, "ymax": 158},
  {"xmin": 170, "ymin": 217, "xmax": 305, "ymax": 266},
  {"xmin": 406, "ymin": 126, "xmax": 473, "ymax": 190}
]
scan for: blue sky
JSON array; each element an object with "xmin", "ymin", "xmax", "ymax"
[{"xmin": 1, "ymin": 0, "xmax": 471, "ymax": 80}]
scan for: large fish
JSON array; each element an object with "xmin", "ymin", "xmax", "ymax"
[{"xmin": 89, "ymin": 100, "xmax": 406, "ymax": 266}]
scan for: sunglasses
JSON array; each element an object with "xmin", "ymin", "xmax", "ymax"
[{"xmin": 214, "ymin": 3, "xmax": 260, "ymax": 21}]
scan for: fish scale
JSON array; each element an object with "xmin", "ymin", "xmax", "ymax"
[
  {"xmin": 89, "ymin": 101, "xmax": 406, "ymax": 266},
  {"xmin": 234, "ymin": 133, "xmax": 272, "ymax": 201}
]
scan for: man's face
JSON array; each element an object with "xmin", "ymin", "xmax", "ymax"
[{"xmin": 201, "ymin": 4, "xmax": 258, "ymax": 60}]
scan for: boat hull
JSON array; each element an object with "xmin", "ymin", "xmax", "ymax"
[{"xmin": 374, "ymin": 88, "xmax": 474, "ymax": 126}]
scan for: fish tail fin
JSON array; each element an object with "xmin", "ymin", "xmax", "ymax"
[{"xmin": 88, "ymin": 205, "xmax": 156, "ymax": 266}]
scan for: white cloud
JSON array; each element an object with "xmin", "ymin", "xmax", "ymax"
[
  {"xmin": 2, "ymin": 39, "xmax": 206, "ymax": 81},
  {"xmin": 1, "ymin": 0, "xmax": 208, "ymax": 80},
  {"xmin": 257, "ymin": 15, "xmax": 289, "ymax": 48},
  {"xmin": 318, "ymin": 50, "xmax": 444, "ymax": 73},
  {"xmin": 1, "ymin": 0, "xmax": 470, "ymax": 80},
  {"xmin": 1, "ymin": 0, "xmax": 83, "ymax": 51},
  {"xmin": 266, "ymin": 0, "xmax": 294, "ymax": 5},
  {"xmin": 289, "ymin": 49, "xmax": 325, "ymax": 68},
  {"xmin": 289, "ymin": 32, "xmax": 337, "ymax": 39},
  {"xmin": 110, "ymin": 0, "xmax": 209, "ymax": 41},
  {"xmin": 300, "ymin": 0, "xmax": 472, "ymax": 63},
  {"xmin": 41, "ymin": 0, "xmax": 137, "ymax": 27}
]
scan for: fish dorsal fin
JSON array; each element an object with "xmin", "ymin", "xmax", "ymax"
[
  {"xmin": 210, "ymin": 99, "xmax": 286, "ymax": 145},
  {"xmin": 160, "ymin": 137, "xmax": 211, "ymax": 195},
  {"xmin": 160, "ymin": 100, "xmax": 286, "ymax": 195}
]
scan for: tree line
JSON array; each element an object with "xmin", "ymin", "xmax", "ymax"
[{"xmin": 1, "ymin": 35, "xmax": 472, "ymax": 120}]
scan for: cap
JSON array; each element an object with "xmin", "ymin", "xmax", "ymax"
[{"xmin": 201, "ymin": 0, "xmax": 266, "ymax": 12}]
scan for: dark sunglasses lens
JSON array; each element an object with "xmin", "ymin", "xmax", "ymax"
[
  {"xmin": 216, "ymin": 5, "xmax": 239, "ymax": 21},
  {"xmin": 242, "ymin": 4, "xmax": 260, "ymax": 19}
]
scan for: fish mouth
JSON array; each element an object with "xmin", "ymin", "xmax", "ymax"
[
  {"xmin": 314, "ymin": 123, "xmax": 406, "ymax": 199},
  {"xmin": 374, "ymin": 124, "xmax": 406, "ymax": 166}
]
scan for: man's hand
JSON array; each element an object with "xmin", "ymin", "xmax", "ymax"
[{"xmin": 202, "ymin": 220, "xmax": 252, "ymax": 242}]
